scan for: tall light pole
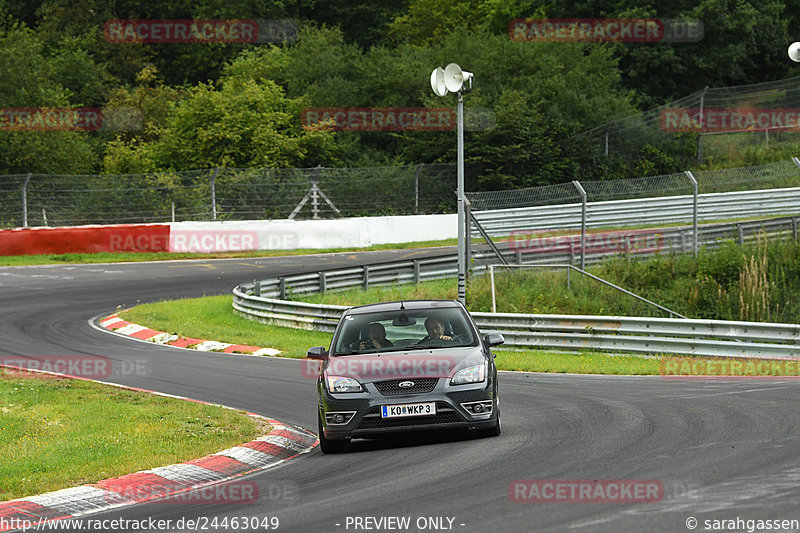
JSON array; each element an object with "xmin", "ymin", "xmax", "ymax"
[{"xmin": 431, "ymin": 63, "xmax": 473, "ymax": 305}]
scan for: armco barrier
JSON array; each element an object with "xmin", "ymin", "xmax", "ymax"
[
  {"xmin": 232, "ymin": 271, "xmax": 800, "ymax": 359},
  {"xmin": 472, "ymin": 187, "xmax": 800, "ymax": 237}
]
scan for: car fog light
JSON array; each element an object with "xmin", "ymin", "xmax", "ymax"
[
  {"xmin": 334, "ymin": 413, "xmax": 345, "ymax": 423},
  {"xmin": 473, "ymin": 403, "xmax": 484, "ymax": 413}
]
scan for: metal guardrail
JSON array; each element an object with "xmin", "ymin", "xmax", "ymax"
[
  {"xmin": 232, "ymin": 226, "xmax": 800, "ymax": 358},
  {"xmin": 233, "ymin": 284, "xmax": 800, "ymax": 358},
  {"xmin": 472, "ymin": 187, "xmax": 800, "ymax": 237},
  {"xmin": 482, "ymin": 216, "xmax": 799, "ymax": 267}
]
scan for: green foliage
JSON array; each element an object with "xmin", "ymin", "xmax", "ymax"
[
  {"xmin": 1, "ymin": 0, "xmax": 798, "ymax": 183},
  {"xmin": 104, "ymin": 69, "xmax": 338, "ymax": 172},
  {"xmin": 0, "ymin": 24, "xmax": 96, "ymax": 173}
]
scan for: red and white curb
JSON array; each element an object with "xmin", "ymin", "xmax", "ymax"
[
  {"xmin": 0, "ymin": 368, "xmax": 318, "ymax": 532},
  {"xmin": 98, "ymin": 314, "xmax": 281, "ymax": 356}
]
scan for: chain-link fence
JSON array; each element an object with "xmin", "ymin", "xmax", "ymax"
[
  {"xmin": 574, "ymin": 75, "xmax": 800, "ymax": 165},
  {"xmin": 466, "ymin": 158, "xmax": 800, "ymax": 212},
  {"xmin": 0, "ymin": 164, "xmax": 476, "ymax": 229}
]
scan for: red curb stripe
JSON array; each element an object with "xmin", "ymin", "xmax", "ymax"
[
  {"xmin": 128, "ymin": 328, "xmax": 163, "ymax": 340},
  {"xmin": 0, "ymin": 501, "xmax": 71, "ymax": 532},
  {"xmin": 96, "ymin": 473, "xmax": 192, "ymax": 503},
  {"xmin": 269, "ymin": 428, "xmax": 316, "ymax": 444},
  {"xmin": 185, "ymin": 455, "xmax": 252, "ymax": 476},
  {"xmin": 168, "ymin": 337, "xmax": 206, "ymax": 348},
  {"xmin": 240, "ymin": 441, "xmax": 296, "ymax": 459},
  {"xmin": 223, "ymin": 344, "xmax": 262, "ymax": 354},
  {"xmin": 107, "ymin": 319, "xmax": 133, "ymax": 330}
]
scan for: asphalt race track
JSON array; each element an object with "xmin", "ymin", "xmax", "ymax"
[{"xmin": 3, "ymin": 250, "xmax": 800, "ymax": 533}]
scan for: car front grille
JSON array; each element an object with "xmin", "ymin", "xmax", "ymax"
[
  {"xmin": 374, "ymin": 378, "xmax": 439, "ymax": 396},
  {"xmin": 355, "ymin": 402, "xmax": 463, "ymax": 430}
]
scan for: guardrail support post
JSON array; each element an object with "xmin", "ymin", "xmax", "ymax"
[
  {"xmin": 793, "ymin": 218, "xmax": 798, "ymax": 241},
  {"xmin": 363, "ymin": 266, "xmax": 370, "ymax": 291},
  {"xmin": 279, "ymin": 278, "xmax": 286, "ymax": 300},
  {"xmin": 572, "ymin": 180, "xmax": 587, "ymax": 269},
  {"xmin": 253, "ymin": 280, "xmax": 261, "ymax": 297},
  {"xmin": 319, "ymin": 272, "xmax": 326, "ymax": 293},
  {"xmin": 516, "ymin": 251, "xmax": 522, "ymax": 264},
  {"xmin": 685, "ymin": 171, "xmax": 699, "ymax": 258},
  {"xmin": 413, "ymin": 261, "xmax": 420, "ymax": 284},
  {"xmin": 737, "ymin": 224, "xmax": 745, "ymax": 246},
  {"xmin": 489, "ymin": 265, "xmax": 497, "ymax": 313}
]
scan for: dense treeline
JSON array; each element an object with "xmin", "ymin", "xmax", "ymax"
[{"xmin": 1, "ymin": 0, "xmax": 798, "ymax": 188}]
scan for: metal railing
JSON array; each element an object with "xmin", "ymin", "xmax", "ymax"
[
  {"xmin": 232, "ymin": 228, "xmax": 800, "ymax": 358},
  {"xmin": 471, "ymin": 186, "xmax": 800, "ymax": 238},
  {"xmin": 475, "ymin": 216, "xmax": 799, "ymax": 268},
  {"xmin": 233, "ymin": 284, "xmax": 800, "ymax": 359}
]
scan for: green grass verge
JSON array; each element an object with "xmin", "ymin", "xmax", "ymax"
[
  {"xmin": 118, "ymin": 294, "xmax": 663, "ymax": 375},
  {"xmin": 119, "ymin": 295, "xmax": 333, "ymax": 358},
  {"xmin": 0, "ymin": 370, "xmax": 265, "ymax": 501},
  {"xmin": 0, "ymin": 239, "xmax": 464, "ymax": 267}
]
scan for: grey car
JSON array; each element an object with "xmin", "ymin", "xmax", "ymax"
[{"xmin": 307, "ymin": 299, "xmax": 504, "ymax": 453}]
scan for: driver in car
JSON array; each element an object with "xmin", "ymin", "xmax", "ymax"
[
  {"xmin": 359, "ymin": 322, "xmax": 393, "ymax": 349},
  {"xmin": 417, "ymin": 317, "xmax": 453, "ymax": 344}
]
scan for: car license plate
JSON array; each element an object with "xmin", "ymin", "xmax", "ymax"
[{"xmin": 381, "ymin": 402, "xmax": 437, "ymax": 418}]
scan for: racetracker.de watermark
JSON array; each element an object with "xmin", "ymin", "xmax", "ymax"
[
  {"xmin": 660, "ymin": 357, "xmax": 800, "ymax": 379},
  {"xmin": 509, "ymin": 18, "xmax": 703, "ymax": 43},
  {"xmin": 301, "ymin": 107, "xmax": 496, "ymax": 132},
  {"xmin": 509, "ymin": 479, "xmax": 663, "ymax": 503},
  {"xmin": 660, "ymin": 108, "xmax": 800, "ymax": 132},
  {"xmin": 508, "ymin": 229, "xmax": 665, "ymax": 255},
  {"xmin": 103, "ymin": 480, "xmax": 296, "ymax": 505},
  {"xmin": 0, "ymin": 355, "xmax": 149, "ymax": 379},
  {"xmin": 104, "ymin": 19, "xmax": 298, "ymax": 44},
  {"xmin": 301, "ymin": 355, "xmax": 457, "ymax": 380},
  {"xmin": 0, "ymin": 107, "xmax": 143, "ymax": 132}
]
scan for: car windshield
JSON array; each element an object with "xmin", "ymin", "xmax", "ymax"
[{"xmin": 332, "ymin": 308, "xmax": 477, "ymax": 355}]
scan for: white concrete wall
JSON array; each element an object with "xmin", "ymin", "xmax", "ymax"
[{"xmin": 169, "ymin": 214, "xmax": 458, "ymax": 252}]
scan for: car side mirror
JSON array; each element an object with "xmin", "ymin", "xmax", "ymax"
[
  {"xmin": 307, "ymin": 346, "xmax": 329, "ymax": 359},
  {"xmin": 484, "ymin": 333, "xmax": 505, "ymax": 348}
]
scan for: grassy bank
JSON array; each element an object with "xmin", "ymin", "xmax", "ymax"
[
  {"xmin": 303, "ymin": 236, "xmax": 800, "ymax": 323},
  {"xmin": 0, "ymin": 370, "xmax": 264, "ymax": 501},
  {"xmin": 120, "ymin": 295, "xmax": 332, "ymax": 358},
  {"xmin": 0, "ymin": 239, "xmax": 462, "ymax": 267},
  {"xmin": 118, "ymin": 295, "xmax": 662, "ymax": 375}
]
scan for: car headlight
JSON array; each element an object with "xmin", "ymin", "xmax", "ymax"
[
  {"xmin": 450, "ymin": 364, "xmax": 485, "ymax": 385},
  {"xmin": 326, "ymin": 376, "xmax": 364, "ymax": 393}
]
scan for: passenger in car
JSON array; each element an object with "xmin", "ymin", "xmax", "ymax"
[
  {"xmin": 417, "ymin": 317, "xmax": 453, "ymax": 344},
  {"xmin": 360, "ymin": 322, "xmax": 394, "ymax": 349}
]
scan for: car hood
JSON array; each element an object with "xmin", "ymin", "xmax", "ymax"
[{"xmin": 324, "ymin": 346, "xmax": 485, "ymax": 383}]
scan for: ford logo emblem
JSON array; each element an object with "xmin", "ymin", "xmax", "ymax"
[{"xmin": 398, "ymin": 381, "xmax": 415, "ymax": 388}]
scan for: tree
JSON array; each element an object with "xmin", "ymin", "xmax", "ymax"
[
  {"xmin": 0, "ymin": 24, "xmax": 95, "ymax": 173},
  {"xmin": 104, "ymin": 69, "xmax": 338, "ymax": 173}
]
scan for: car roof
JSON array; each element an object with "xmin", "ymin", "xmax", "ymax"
[{"xmin": 344, "ymin": 299, "xmax": 462, "ymax": 315}]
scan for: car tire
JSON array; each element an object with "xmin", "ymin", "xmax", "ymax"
[
  {"xmin": 318, "ymin": 413, "xmax": 349, "ymax": 453},
  {"xmin": 478, "ymin": 405, "xmax": 501, "ymax": 438}
]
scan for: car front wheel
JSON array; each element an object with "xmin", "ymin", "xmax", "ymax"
[
  {"xmin": 318, "ymin": 413, "xmax": 349, "ymax": 453},
  {"xmin": 478, "ymin": 405, "xmax": 501, "ymax": 438}
]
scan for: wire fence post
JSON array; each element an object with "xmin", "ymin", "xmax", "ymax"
[
  {"xmin": 22, "ymin": 173, "xmax": 31, "ymax": 228},
  {"xmin": 414, "ymin": 164, "xmax": 423, "ymax": 214},
  {"xmin": 685, "ymin": 170, "xmax": 699, "ymax": 257},
  {"xmin": 210, "ymin": 168, "xmax": 219, "ymax": 220},
  {"xmin": 572, "ymin": 180, "xmax": 587, "ymax": 269}
]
